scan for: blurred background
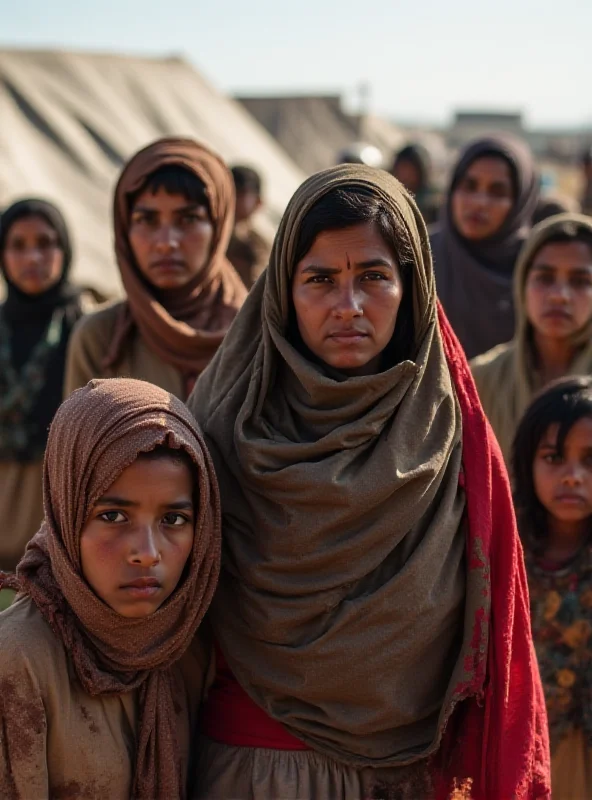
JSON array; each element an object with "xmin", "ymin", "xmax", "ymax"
[{"xmin": 1, "ymin": 0, "xmax": 591, "ymax": 295}]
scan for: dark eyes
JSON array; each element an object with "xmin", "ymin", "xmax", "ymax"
[
  {"xmin": 97, "ymin": 511, "xmax": 190, "ymax": 527},
  {"xmin": 533, "ymin": 273, "xmax": 592, "ymax": 289},
  {"xmin": 305, "ymin": 272, "xmax": 388, "ymax": 284},
  {"xmin": 7, "ymin": 237, "xmax": 60, "ymax": 252}
]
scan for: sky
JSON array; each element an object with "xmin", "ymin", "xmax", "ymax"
[{"xmin": 2, "ymin": 0, "xmax": 591, "ymax": 129}]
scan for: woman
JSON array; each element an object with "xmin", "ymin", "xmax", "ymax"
[
  {"xmin": 472, "ymin": 213, "xmax": 592, "ymax": 463},
  {"xmin": 0, "ymin": 378, "xmax": 220, "ymax": 799},
  {"xmin": 0, "ymin": 199, "xmax": 90, "ymax": 573},
  {"xmin": 431, "ymin": 135, "xmax": 539, "ymax": 359},
  {"xmin": 187, "ymin": 165, "xmax": 550, "ymax": 799},
  {"xmin": 391, "ymin": 142, "xmax": 440, "ymax": 225},
  {"xmin": 65, "ymin": 137, "xmax": 246, "ymax": 399}
]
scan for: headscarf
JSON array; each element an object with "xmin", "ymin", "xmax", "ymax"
[
  {"xmin": 392, "ymin": 143, "xmax": 441, "ymax": 225},
  {"xmin": 471, "ymin": 212, "xmax": 592, "ymax": 463},
  {"xmin": 431, "ymin": 134, "xmax": 540, "ymax": 359},
  {"xmin": 188, "ymin": 165, "xmax": 549, "ymax": 798},
  {"xmin": 0, "ymin": 378, "xmax": 221, "ymax": 799},
  {"xmin": 0, "ymin": 199, "xmax": 83, "ymax": 461},
  {"xmin": 105, "ymin": 137, "xmax": 246, "ymax": 377}
]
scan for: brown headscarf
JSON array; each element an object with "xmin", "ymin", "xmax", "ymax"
[
  {"xmin": 472, "ymin": 212, "xmax": 592, "ymax": 462},
  {"xmin": 105, "ymin": 137, "xmax": 246, "ymax": 376},
  {"xmin": 1, "ymin": 378, "xmax": 221, "ymax": 799},
  {"xmin": 188, "ymin": 165, "xmax": 484, "ymax": 767},
  {"xmin": 431, "ymin": 134, "xmax": 539, "ymax": 359}
]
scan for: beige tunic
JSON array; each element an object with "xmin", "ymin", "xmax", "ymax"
[
  {"xmin": 65, "ymin": 302, "xmax": 185, "ymax": 398},
  {"xmin": 0, "ymin": 460, "xmax": 44, "ymax": 571},
  {"xmin": 0, "ymin": 596, "xmax": 211, "ymax": 799}
]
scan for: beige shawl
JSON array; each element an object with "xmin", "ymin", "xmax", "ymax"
[
  {"xmin": 188, "ymin": 165, "xmax": 485, "ymax": 767},
  {"xmin": 471, "ymin": 212, "xmax": 592, "ymax": 462}
]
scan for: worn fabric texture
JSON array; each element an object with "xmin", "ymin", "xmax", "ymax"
[
  {"xmin": 0, "ymin": 377, "xmax": 221, "ymax": 800},
  {"xmin": 0, "ymin": 596, "xmax": 212, "ymax": 800},
  {"xmin": 104, "ymin": 137, "xmax": 246, "ymax": 377},
  {"xmin": 431, "ymin": 134, "xmax": 539, "ymax": 359},
  {"xmin": 0, "ymin": 459, "xmax": 44, "ymax": 571},
  {"xmin": 471, "ymin": 213, "xmax": 592, "ymax": 463},
  {"xmin": 188, "ymin": 164, "xmax": 550, "ymax": 798}
]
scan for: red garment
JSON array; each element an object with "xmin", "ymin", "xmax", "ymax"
[
  {"xmin": 202, "ymin": 645, "xmax": 310, "ymax": 751},
  {"xmin": 435, "ymin": 303, "xmax": 550, "ymax": 799}
]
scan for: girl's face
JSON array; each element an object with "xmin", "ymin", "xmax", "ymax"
[
  {"xmin": 451, "ymin": 156, "xmax": 514, "ymax": 241},
  {"xmin": 524, "ymin": 241, "xmax": 592, "ymax": 341},
  {"xmin": 534, "ymin": 417, "xmax": 592, "ymax": 526},
  {"xmin": 292, "ymin": 222, "xmax": 403, "ymax": 377},
  {"xmin": 128, "ymin": 187, "xmax": 214, "ymax": 290},
  {"xmin": 80, "ymin": 455, "xmax": 195, "ymax": 618},
  {"xmin": 3, "ymin": 215, "xmax": 65, "ymax": 295}
]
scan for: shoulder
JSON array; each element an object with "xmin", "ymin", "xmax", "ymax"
[
  {"xmin": 0, "ymin": 597, "xmax": 65, "ymax": 688},
  {"xmin": 68, "ymin": 301, "xmax": 126, "ymax": 363},
  {"xmin": 470, "ymin": 342, "xmax": 515, "ymax": 395}
]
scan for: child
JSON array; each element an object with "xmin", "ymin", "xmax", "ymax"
[
  {"xmin": 513, "ymin": 376, "xmax": 592, "ymax": 798},
  {"xmin": 226, "ymin": 165, "xmax": 271, "ymax": 289},
  {"xmin": 0, "ymin": 378, "xmax": 220, "ymax": 799}
]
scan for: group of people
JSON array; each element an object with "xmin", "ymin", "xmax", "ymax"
[{"xmin": 0, "ymin": 128, "xmax": 591, "ymax": 798}]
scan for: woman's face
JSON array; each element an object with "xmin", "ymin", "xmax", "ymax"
[
  {"xmin": 80, "ymin": 455, "xmax": 195, "ymax": 618},
  {"xmin": 129, "ymin": 187, "xmax": 214, "ymax": 290},
  {"xmin": 292, "ymin": 222, "xmax": 403, "ymax": 377},
  {"xmin": 534, "ymin": 418, "xmax": 592, "ymax": 527},
  {"xmin": 524, "ymin": 241, "xmax": 592, "ymax": 342},
  {"xmin": 2, "ymin": 215, "xmax": 65, "ymax": 295},
  {"xmin": 393, "ymin": 159, "xmax": 422, "ymax": 195},
  {"xmin": 451, "ymin": 156, "xmax": 514, "ymax": 240}
]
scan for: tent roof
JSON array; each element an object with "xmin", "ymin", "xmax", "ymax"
[{"xmin": 0, "ymin": 49, "xmax": 306, "ymax": 296}]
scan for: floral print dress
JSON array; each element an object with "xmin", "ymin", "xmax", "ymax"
[{"xmin": 528, "ymin": 546, "xmax": 592, "ymax": 798}]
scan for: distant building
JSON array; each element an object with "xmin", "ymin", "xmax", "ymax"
[{"xmin": 449, "ymin": 110, "xmax": 524, "ymax": 147}]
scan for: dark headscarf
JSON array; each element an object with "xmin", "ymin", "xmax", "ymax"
[
  {"xmin": 431, "ymin": 135, "xmax": 539, "ymax": 359},
  {"xmin": 0, "ymin": 199, "xmax": 83, "ymax": 461},
  {"xmin": 392, "ymin": 143, "xmax": 440, "ymax": 224}
]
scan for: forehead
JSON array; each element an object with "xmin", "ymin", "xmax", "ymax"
[
  {"xmin": 106, "ymin": 455, "xmax": 193, "ymax": 492},
  {"xmin": 531, "ymin": 240, "xmax": 592, "ymax": 270},
  {"xmin": 6, "ymin": 214, "xmax": 56, "ymax": 237},
  {"xmin": 463, "ymin": 156, "xmax": 513, "ymax": 184},
  {"xmin": 297, "ymin": 222, "xmax": 394, "ymax": 262},
  {"xmin": 131, "ymin": 186, "xmax": 199, "ymax": 211},
  {"xmin": 542, "ymin": 417, "xmax": 592, "ymax": 446}
]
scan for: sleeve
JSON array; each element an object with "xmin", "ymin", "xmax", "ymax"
[
  {"xmin": 63, "ymin": 314, "xmax": 109, "ymax": 397},
  {"xmin": 0, "ymin": 658, "xmax": 49, "ymax": 799}
]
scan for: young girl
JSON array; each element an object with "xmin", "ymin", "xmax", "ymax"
[
  {"xmin": 0, "ymin": 378, "xmax": 220, "ymax": 799},
  {"xmin": 513, "ymin": 376, "xmax": 592, "ymax": 798}
]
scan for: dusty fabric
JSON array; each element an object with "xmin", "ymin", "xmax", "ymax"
[
  {"xmin": 188, "ymin": 165, "xmax": 550, "ymax": 798},
  {"xmin": 431, "ymin": 134, "xmax": 539, "ymax": 359},
  {"xmin": 0, "ymin": 459, "xmax": 44, "ymax": 571},
  {"xmin": 0, "ymin": 199, "xmax": 86, "ymax": 460},
  {"xmin": 392, "ymin": 143, "xmax": 441, "ymax": 225},
  {"xmin": 0, "ymin": 596, "xmax": 212, "ymax": 799},
  {"xmin": 65, "ymin": 301, "xmax": 186, "ymax": 398},
  {"xmin": 226, "ymin": 220, "xmax": 271, "ymax": 289},
  {"xmin": 0, "ymin": 378, "xmax": 221, "ymax": 800},
  {"xmin": 104, "ymin": 137, "xmax": 246, "ymax": 378},
  {"xmin": 471, "ymin": 213, "xmax": 592, "ymax": 462}
]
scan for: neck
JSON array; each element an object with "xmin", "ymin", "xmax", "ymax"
[
  {"xmin": 533, "ymin": 330, "xmax": 577, "ymax": 384},
  {"xmin": 545, "ymin": 515, "xmax": 590, "ymax": 562}
]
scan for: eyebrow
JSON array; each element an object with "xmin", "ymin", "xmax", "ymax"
[
  {"xmin": 532, "ymin": 264, "xmax": 592, "ymax": 273},
  {"xmin": 301, "ymin": 258, "xmax": 394, "ymax": 274},
  {"xmin": 95, "ymin": 496, "xmax": 194, "ymax": 510}
]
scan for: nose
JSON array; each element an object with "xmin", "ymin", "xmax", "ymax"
[
  {"xmin": 154, "ymin": 224, "xmax": 180, "ymax": 253},
  {"xmin": 129, "ymin": 526, "xmax": 161, "ymax": 567},
  {"xmin": 549, "ymin": 281, "xmax": 571, "ymax": 304},
  {"xmin": 561, "ymin": 463, "xmax": 584, "ymax": 487},
  {"xmin": 332, "ymin": 284, "xmax": 363, "ymax": 319}
]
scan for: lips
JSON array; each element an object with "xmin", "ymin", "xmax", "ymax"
[
  {"xmin": 120, "ymin": 577, "xmax": 162, "ymax": 598},
  {"xmin": 543, "ymin": 310, "xmax": 572, "ymax": 321},
  {"xmin": 151, "ymin": 259, "xmax": 185, "ymax": 271},
  {"xmin": 554, "ymin": 494, "xmax": 586, "ymax": 504},
  {"xmin": 327, "ymin": 329, "xmax": 369, "ymax": 342}
]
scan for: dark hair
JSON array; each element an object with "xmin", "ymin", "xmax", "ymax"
[
  {"xmin": 129, "ymin": 165, "xmax": 210, "ymax": 216},
  {"xmin": 512, "ymin": 376, "xmax": 592, "ymax": 554},
  {"xmin": 136, "ymin": 444, "xmax": 196, "ymax": 476},
  {"xmin": 291, "ymin": 185, "xmax": 415, "ymax": 366},
  {"xmin": 231, "ymin": 165, "xmax": 262, "ymax": 196}
]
